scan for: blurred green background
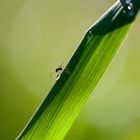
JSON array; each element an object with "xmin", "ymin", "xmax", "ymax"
[{"xmin": 0, "ymin": 0, "xmax": 140, "ymax": 139}]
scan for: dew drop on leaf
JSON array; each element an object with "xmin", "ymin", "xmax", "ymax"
[{"xmin": 121, "ymin": 0, "xmax": 135, "ymax": 16}]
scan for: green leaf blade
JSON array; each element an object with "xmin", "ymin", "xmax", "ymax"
[{"xmin": 17, "ymin": 1, "xmax": 140, "ymax": 140}]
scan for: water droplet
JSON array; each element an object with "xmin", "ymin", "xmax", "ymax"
[{"xmin": 121, "ymin": 0, "xmax": 135, "ymax": 16}]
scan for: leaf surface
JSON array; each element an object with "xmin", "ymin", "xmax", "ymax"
[{"xmin": 17, "ymin": 1, "xmax": 140, "ymax": 140}]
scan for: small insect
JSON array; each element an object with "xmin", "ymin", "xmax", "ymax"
[
  {"xmin": 50, "ymin": 63, "xmax": 70, "ymax": 80},
  {"xmin": 55, "ymin": 66, "xmax": 63, "ymax": 79},
  {"xmin": 55, "ymin": 64, "xmax": 71, "ymax": 80},
  {"xmin": 55, "ymin": 66, "xmax": 63, "ymax": 73}
]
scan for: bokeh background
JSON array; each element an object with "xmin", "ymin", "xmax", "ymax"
[{"xmin": 0, "ymin": 0, "xmax": 140, "ymax": 139}]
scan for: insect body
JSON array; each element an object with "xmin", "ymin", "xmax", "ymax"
[
  {"xmin": 55, "ymin": 65, "xmax": 70, "ymax": 80},
  {"xmin": 55, "ymin": 67, "xmax": 63, "ymax": 73},
  {"xmin": 51, "ymin": 63, "xmax": 70, "ymax": 80},
  {"xmin": 55, "ymin": 66, "xmax": 63, "ymax": 80}
]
